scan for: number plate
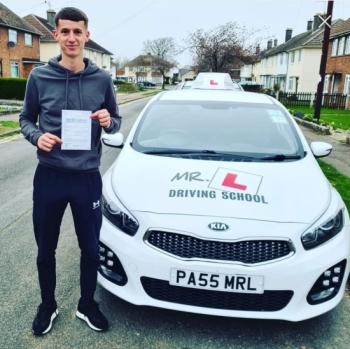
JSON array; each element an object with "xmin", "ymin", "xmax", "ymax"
[{"xmin": 170, "ymin": 269, "xmax": 264, "ymax": 294}]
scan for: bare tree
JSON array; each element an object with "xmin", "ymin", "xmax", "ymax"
[
  {"xmin": 142, "ymin": 37, "xmax": 177, "ymax": 59},
  {"xmin": 184, "ymin": 22, "xmax": 268, "ymax": 74},
  {"xmin": 113, "ymin": 56, "xmax": 130, "ymax": 71},
  {"xmin": 151, "ymin": 56, "xmax": 177, "ymax": 90}
]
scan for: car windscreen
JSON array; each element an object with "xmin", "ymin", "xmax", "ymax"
[{"xmin": 131, "ymin": 100, "xmax": 304, "ymax": 159}]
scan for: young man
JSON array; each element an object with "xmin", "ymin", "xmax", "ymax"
[{"xmin": 19, "ymin": 7, "xmax": 121, "ymax": 335}]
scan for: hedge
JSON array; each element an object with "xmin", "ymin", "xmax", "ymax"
[
  {"xmin": 117, "ymin": 84, "xmax": 138, "ymax": 93},
  {"xmin": 0, "ymin": 78, "xmax": 27, "ymax": 100}
]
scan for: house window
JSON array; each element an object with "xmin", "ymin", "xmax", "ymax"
[
  {"xmin": 290, "ymin": 51, "xmax": 295, "ymax": 63},
  {"xmin": 298, "ymin": 50, "xmax": 302, "ymax": 62},
  {"xmin": 25, "ymin": 33, "xmax": 32, "ymax": 46},
  {"xmin": 280, "ymin": 53, "xmax": 283, "ymax": 65},
  {"xmin": 9, "ymin": 29, "xmax": 17, "ymax": 44},
  {"xmin": 288, "ymin": 77, "xmax": 294, "ymax": 90},
  {"xmin": 338, "ymin": 37, "xmax": 345, "ymax": 55},
  {"xmin": 129, "ymin": 67, "xmax": 133, "ymax": 72},
  {"xmin": 345, "ymin": 36, "xmax": 350, "ymax": 54},
  {"xmin": 10, "ymin": 61, "xmax": 19, "ymax": 78},
  {"xmin": 332, "ymin": 38, "xmax": 338, "ymax": 56}
]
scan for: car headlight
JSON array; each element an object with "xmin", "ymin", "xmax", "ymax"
[
  {"xmin": 101, "ymin": 194, "xmax": 139, "ymax": 236},
  {"xmin": 301, "ymin": 209, "xmax": 344, "ymax": 250}
]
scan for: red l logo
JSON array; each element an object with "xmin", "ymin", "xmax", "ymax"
[
  {"xmin": 222, "ymin": 173, "xmax": 247, "ymax": 191},
  {"xmin": 210, "ymin": 80, "xmax": 218, "ymax": 85}
]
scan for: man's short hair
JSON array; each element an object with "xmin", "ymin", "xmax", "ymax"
[{"xmin": 54, "ymin": 7, "xmax": 89, "ymax": 28}]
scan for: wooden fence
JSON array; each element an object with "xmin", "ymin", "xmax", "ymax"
[{"xmin": 278, "ymin": 92, "xmax": 347, "ymax": 109}]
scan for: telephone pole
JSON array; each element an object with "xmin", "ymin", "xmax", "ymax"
[{"xmin": 314, "ymin": 0, "xmax": 334, "ymax": 120}]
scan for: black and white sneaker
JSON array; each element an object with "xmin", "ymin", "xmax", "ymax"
[
  {"xmin": 32, "ymin": 301, "xmax": 59, "ymax": 336},
  {"xmin": 76, "ymin": 300, "xmax": 109, "ymax": 332}
]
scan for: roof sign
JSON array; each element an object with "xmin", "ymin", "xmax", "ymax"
[{"xmin": 192, "ymin": 72, "xmax": 238, "ymax": 90}]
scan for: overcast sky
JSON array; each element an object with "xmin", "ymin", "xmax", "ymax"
[{"xmin": 2, "ymin": 0, "xmax": 350, "ymax": 67}]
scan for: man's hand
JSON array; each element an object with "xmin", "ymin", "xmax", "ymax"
[
  {"xmin": 90, "ymin": 109, "xmax": 111, "ymax": 128},
  {"xmin": 37, "ymin": 133, "xmax": 63, "ymax": 152}
]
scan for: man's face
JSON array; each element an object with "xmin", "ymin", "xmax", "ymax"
[{"xmin": 53, "ymin": 19, "xmax": 90, "ymax": 59}]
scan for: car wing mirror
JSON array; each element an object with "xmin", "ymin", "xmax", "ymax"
[
  {"xmin": 310, "ymin": 141, "xmax": 332, "ymax": 158},
  {"xmin": 102, "ymin": 133, "xmax": 124, "ymax": 148}
]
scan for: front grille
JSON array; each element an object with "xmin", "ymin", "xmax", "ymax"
[
  {"xmin": 147, "ymin": 231, "xmax": 292, "ymax": 264},
  {"xmin": 141, "ymin": 277, "xmax": 293, "ymax": 312}
]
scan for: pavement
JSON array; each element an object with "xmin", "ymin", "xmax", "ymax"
[{"xmin": 1, "ymin": 92, "xmax": 350, "ymax": 177}]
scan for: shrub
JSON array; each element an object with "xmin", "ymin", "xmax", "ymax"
[{"xmin": 0, "ymin": 78, "xmax": 27, "ymax": 100}]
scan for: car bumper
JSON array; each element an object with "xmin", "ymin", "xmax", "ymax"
[{"xmin": 98, "ymin": 218, "xmax": 350, "ymax": 322}]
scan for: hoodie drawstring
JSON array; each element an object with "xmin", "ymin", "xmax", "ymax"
[
  {"xmin": 65, "ymin": 70, "xmax": 69, "ymax": 110},
  {"xmin": 64, "ymin": 72, "xmax": 84, "ymax": 110},
  {"xmin": 78, "ymin": 75, "xmax": 83, "ymax": 110}
]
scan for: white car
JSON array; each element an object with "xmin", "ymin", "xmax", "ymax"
[
  {"xmin": 174, "ymin": 81, "xmax": 195, "ymax": 90},
  {"xmin": 232, "ymin": 81, "xmax": 244, "ymax": 91},
  {"xmin": 99, "ymin": 82, "xmax": 350, "ymax": 322}
]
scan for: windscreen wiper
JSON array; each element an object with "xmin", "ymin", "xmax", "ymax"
[
  {"xmin": 259, "ymin": 154, "xmax": 302, "ymax": 161},
  {"xmin": 141, "ymin": 149, "xmax": 256, "ymax": 158}
]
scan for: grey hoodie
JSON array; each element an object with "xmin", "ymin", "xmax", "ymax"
[{"xmin": 20, "ymin": 55, "xmax": 121, "ymax": 172}]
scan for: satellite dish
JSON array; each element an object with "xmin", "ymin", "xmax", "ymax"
[{"xmin": 7, "ymin": 41, "xmax": 15, "ymax": 48}]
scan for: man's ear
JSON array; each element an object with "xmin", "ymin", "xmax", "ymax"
[
  {"xmin": 85, "ymin": 30, "xmax": 90, "ymax": 42},
  {"xmin": 53, "ymin": 30, "xmax": 58, "ymax": 42}
]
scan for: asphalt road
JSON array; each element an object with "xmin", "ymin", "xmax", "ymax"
[{"xmin": 1, "ymin": 97, "xmax": 350, "ymax": 349}]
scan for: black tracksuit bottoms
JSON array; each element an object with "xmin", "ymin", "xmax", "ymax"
[{"xmin": 32, "ymin": 164, "xmax": 103, "ymax": 305}]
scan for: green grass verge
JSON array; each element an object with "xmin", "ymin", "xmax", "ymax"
[
  {"xmin": 318, "ymin": 159, "xmax": 350, "ymax": 211},
  {"xmin": 290, "ymin": 107, "xmax": 350, "ymax": 116},
  {"xmin": 289, "ymin": 107, "xmax": 350, "ymax": 130},
  {"xmin": 0, "ymin": 121, "xmax": 20, "ymax": 134}
]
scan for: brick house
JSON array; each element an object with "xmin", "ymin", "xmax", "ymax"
[
  {"xmin": 325, "ymin": 18, "xmax": 350, "ymax": 98},
  {"xmin": 0, "ymin": 3, "xmax": 43, "ymax": 78}
]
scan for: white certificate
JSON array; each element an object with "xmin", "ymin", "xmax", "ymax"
[{"xmin": 61, "ymin": 110, "xmax": 92, "ymax": 150}]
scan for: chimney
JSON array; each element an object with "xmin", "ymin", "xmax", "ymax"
[
  {"xmin": 307, "ymin": 19, "xmax": 313, "ymax": 30},
  {"xmin": 274, "ymin": 39, "xmax": 278, "ymax": 47},
  {"xmin": 313, "ymin": 13, "xmax": 325, "ymax": 31},
  {"xmin": 267, "ymin": 40, "xmax": 272, "ymax": 49},
  {"xmin": 47, "ymin": 9, "xmax": 56, "ymax": 28},
  {"xmin": 285, "ymin": 28, "xmax": 292, "ymax": 42},
  {"xmin": 255, "ymin": 45, "xmax": 260, "ymax": 54}
]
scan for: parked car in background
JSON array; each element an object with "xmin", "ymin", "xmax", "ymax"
[
  {"xmin": 239, "ymin": 81, "xmax": 258, "ymax": 86},
  {"xmin": 137, "ymin": 80, "xmax": 156, "ymax": 87}
]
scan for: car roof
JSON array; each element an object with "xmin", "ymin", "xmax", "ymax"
[{"xmin": 157, "ymin": 89, "xmax": 275, "ymax": 104}]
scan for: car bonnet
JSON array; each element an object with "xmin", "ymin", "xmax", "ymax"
[{"xmin": 111, "ymin": 149, "xmax": 331, "ymax": 224}]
